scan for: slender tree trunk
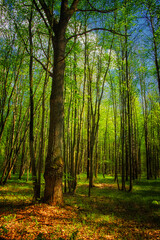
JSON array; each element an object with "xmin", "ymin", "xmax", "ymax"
[
  {"xmin": 149, "ymin": 11, "xmax": 160, "ymax": 94},
  {"xmin": 74, "ymin": 63, "xmax": 86, "ymax": 190},
  {"xmin": 19, "ymin": 138, "xmax": 26, "ymax": 180},
  {"xmin": 125, "ymin": 19, "xmax": 132, "ymax": 191},
  {"xmin": 29, "ymin": 6, "xmax": 38, "ymax": 200},
  {"xmin": 121, "ymin": 78, "xmax": 125, "ymax": 191},
  {"xmin": 110, "ymin": 75, "xmax": 117, "ymax": 181},
  {"xmin": 66, "ymin": 96, "xmax": 72, "ymax": 193},
  {"xmin": 140, "ymin": 74, "xmax": 151, "ymax": 180},
  {"xmin": 125, "ymin": 100, "xmax": 129, "ymax": 181},
  {"xmin": 119, "ymin": 49, "xmax": 126, "ymax": 191},
  {"xmin": 70, "ymin": 31, "xmax": 78, "ymax": 193},
  {"xmin": 37, "ymin": 36, "xmax": 51, "ymax": 199}
]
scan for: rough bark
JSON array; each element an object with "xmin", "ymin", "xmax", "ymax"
[
  {"xmin": 44, "ymin": 35, "xmax": 66, "ymax": 205},
  {"xmin": 33, "ymin": 0, "xmax": 80, "ymax": 205}
]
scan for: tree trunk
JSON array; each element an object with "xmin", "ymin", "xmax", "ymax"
[
  {"xmin": 29, "ymin": 6, "xmax": 38, "ymax": 200},
  {"xmin": 32, "ymin": 0, "xmax": 80, "ymax": 206},
  {"xmin": 149, "ymin": 10, "xmax": 160, "ymax": 95},
  {"xmin": 37, "ymin": 36, "xmax": 50, "ymax": 199},
  {"xmin": 43, "ymin": 29, "xmax": 66, "ymax": 205},
  {"xmin": 19, "ymin": 138, "xmax": 26, "ymax": 180}
]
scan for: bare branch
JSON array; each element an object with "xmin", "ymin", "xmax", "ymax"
[
  {"xmin": 70, "ymin": 0, "xmax": 79, "ymax": 12},
  {"xmin": 77, "ymin": 7, "xmax": 118, "ymax": 13},
  {"xmin": 77, "ymin": 0, "xmax": 118, "ymax": 13},
  {"xmin": 32, "ymin": 0, "xmax": 49, "ymax": 29},
  {"xmin": 67, "ymin": 27, "xmax": 126, "ymax": 41},
  {"xmin": 37, "ymin": 0, "xmax": 53, "ymax": 26},
  {"xmin": 15, "ymin": 21, "xmax": 53, "ymax": 78},
  {"xmin": 33, "ymin": 56, "xmax": 53, "ymax": 78}
]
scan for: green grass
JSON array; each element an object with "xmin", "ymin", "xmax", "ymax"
[
  {"xmin": 0, "ymin": 173, "xmax": 160, "ymax": 239},
  {"xmin": 65, "ymin": 174, "xmax": 160, "ymax": 231}
]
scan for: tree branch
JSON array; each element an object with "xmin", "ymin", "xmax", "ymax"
[
  {"xmin": 61, "ymin": 0, "xmax": 79, "ymax": 21},
  {"xmin": 77, "ymin": 7, "xmax": 118, "ymax": 13},
  {"xmin": 37, "ymin": 0, "xmax": 53, "ymax": 26},
  {"xmin": 32, "ymin": 0, "xmax": 49, "ymax": 29},
  {"xmin": 77, "ymin": 0, "xmax": 118, "ymax": 13},
  {"xmin": 15, "ymin": 21, "xmax": 53, "ymax": 78},
  {"xmin": 70, "ymin": 0, "xmax": 79, "ymax": 12},
  {"xmin": 67, "ymin": 27, "xmax": 126, "ymax": 41},
  {"xmin": 33, "ymin": 56, "xmax": 53, "ymax": 77}
]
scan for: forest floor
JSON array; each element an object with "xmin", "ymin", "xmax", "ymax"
[{"xmin": 0, "ymin": 174, "xmax": 160, "ymax": 240}]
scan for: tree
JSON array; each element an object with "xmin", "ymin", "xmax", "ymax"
[
  {"xmin": 1, "ymin": 0, "xmax": 160, "ymax": 203},
  {"xmin": 144, "ymin": 0, "xmax": 160, "ymax": 95},
  {"xmin": 32, "ymin": 0, "xmax": 79, "ymax": 205},
  {"xmin": 28, "ymin": 3, "xmax": 38, "ymax": 200}
]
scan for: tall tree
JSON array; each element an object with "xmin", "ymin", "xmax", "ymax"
[
  {"xmin": 33, "ymin": 0, "xmax": 79, "ymax": 205},
  {"xmin": 29, "ymin": 4, "xmax": 38, "ymax": 200},
  {"xmin": 144, "ymin": 0, "xmax": 160, "ymax": 95}
]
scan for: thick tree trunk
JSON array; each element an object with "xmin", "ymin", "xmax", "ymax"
[
  {"xmin": 32, "ymin": 0, "xmax": 79, "ymax": 205},
  {"xmin": 44, "ymin": 32, "xmax": 66, "ymax": 205}
]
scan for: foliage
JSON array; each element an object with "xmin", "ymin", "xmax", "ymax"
[{"xmin": 0, "ymin": 0, "xmax": 159, "ymax": 204}]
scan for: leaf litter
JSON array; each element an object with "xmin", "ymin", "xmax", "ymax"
[{"xmin": 0, "ymin": 182, "xmax": 160, "ymax": 239}]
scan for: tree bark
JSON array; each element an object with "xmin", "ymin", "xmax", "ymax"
[
  {"xmin": 33, "ymin": 0, "xmax": 80, "ymax": 205},
  {"xmin": 147, "ymin": 6, "xmax": 160, "ymax": 95},
  {"xmin": 29, "ymin": 5, "xmax": 38, "ymax": 200},
  {"xmin": 44, "ymin": 35, "xmax": 66, "ymax": 205}
]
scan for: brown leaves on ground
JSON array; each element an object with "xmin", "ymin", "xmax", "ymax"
[
  {"xmin": 0, "ymin": 183, "xmax": 160, "ymax": 240},
  {"xmin": 0, "ymin": 204, "xmax": 78, "ymax": 240}
]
